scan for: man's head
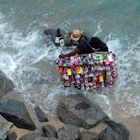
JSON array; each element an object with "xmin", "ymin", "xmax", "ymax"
[{"xmin": 70, "ymin": 29, "xmax": 82, "ymax": 42}]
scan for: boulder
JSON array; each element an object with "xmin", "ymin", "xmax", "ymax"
[
  {"xmin": 35, "ymin": 106, "xmax": 48, "ymax": 122},
  {"xmin": 57, "ymin": 94, "xmax": 108, "ymax": 129},
  {"xmin": 99, "ymin": 120, "xmax": 129, "ymax": 140},
  {"xmin": 42, "ymin": 124, "xmax": 57, "ymax": 138},
  {"xmin": 0, "ymin": 98, "xmax": 36, "ymax": 130},
  {"xmin": 6, "ymin": 132, "xmax": 17, "ymax": 140},
  {"xmin": 0, "ymin": 70, "xmax": 14, "ymax": 97},
  {"xmin": 80, "ymin": 131, "xmax": 98, "ymax": 140},
  {"xmin": 44, "ymin": 28, "xmax": 67, "ymax": 45},
  {"xmin": 0, "ymin": 115, "xmax": 12, "ymax": 140},
  {"xmin": 57, "ymin": 124, "xmax": 80, "ymax": 140}
]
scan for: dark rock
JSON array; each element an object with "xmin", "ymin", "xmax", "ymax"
[
  {"xmin": 99, "ymin": 120, "xmax": 129, "ymax": 140},
  {"xmin": 57, "ymin": 124, "xmax": 80, "ymax": 140},
  {"xmin": 44, "ymin": 28, "xmax": 71, "ymax": 48},
  {"xmin": 46, "ymin": 138, "xmax": 58, "ymax": 140},
  {"xmin": 19, "ymin": 133, "xmax": 57, "ymax": 140},
  {"xmin": 35, "ymin": 106, "xmax": 48, "ymax": 122},
  {"xmin": 42, "ymin": 124, "xmax": 57, "ymax": 138},
  {"xmin": 80, "ymin": 131, "xmax": 98, "ymax": 140},
  {"xmin": 75, "ymin": 102, "xmax": 91, "ymax": 110},
  {"xmin": 0, "ymin": 98, "xmax": 36, "ymax": 130},
  {"xmin": 6, "ymin": 132, "xmax": 17, "ymax": 140},
  {"xmin": 44, "ymin": 28, "xmax": 66, "ymax": 43},
  {"xmin": 0, "ymin": 115, "xmax": 12, "ymax": 140},
  {"xmin": 57, "ymin": 94, "xmax": 108, "ymax": 129},
  {"xmin": 0, "ymin": 70, "xmax": 14, "ymax": 97}
]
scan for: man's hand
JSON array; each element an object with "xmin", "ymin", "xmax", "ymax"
[{"xmin": 59, "ymin": 53, "xmax": 65, "ymax": 58}]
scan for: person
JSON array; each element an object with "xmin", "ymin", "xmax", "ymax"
[{"xmin": 59, "ymin": 29, "xmax": 109, "ymax": 58}]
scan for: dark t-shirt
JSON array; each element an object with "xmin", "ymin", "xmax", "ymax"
[
  {"xmin": 77, "ymin": 37, "xmax": 94, "ymax": 54},
  {"xmin": 89, "ymin": 37, "xmax": 109, "ymax": 52},
  {"xmin": 77, "ymin": 36, "xmax": 108, "ymax": 54}
]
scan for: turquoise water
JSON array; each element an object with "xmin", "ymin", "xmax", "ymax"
[{"xmin": 0, "ymin": 0, "xmax": 140, "ymax": 117}]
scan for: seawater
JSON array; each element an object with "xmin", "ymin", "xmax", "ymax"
[{"xmin": 0, "ymin": 0, "xmax": 140, "ymax": 117}]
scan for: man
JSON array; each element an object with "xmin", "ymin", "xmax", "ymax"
[{"xmin": 59, "ymin": 29, "xmax": 109, "ymax": 58}]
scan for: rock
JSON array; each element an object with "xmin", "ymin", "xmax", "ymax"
[
  {"xmin": 35, "ymin": 106, "xmax": 48, "ymax": 122},
  {"xmin": 42, "ymin": 124, "xmax": 57, "ymax": 138},
  {"xmin": 0, "ymin": 115, "xmax": 12, "ymax": 140},
  {"xmin": 0, "ymin": 70, "xmax": 14, "ymax": 97},
  {"xmin": 57, "ymin": 124, "xmax": 80, "ymax": 140},
  {"xmin": 6, "ymin": 132, "xmax": 17, "ymax": 140},
  {"xmin": 80, "ymin": 131, "xmax": 98, "ymax": 140},
  {"xmin": 99, "ymin": 120, "xmax": 129, "ymax": 140},
  {"xmin": 45, "ymin": 138, "xmax": 58, "ymax": 140},
  {"xmin": 0, "ymin": 98, "xmax": 36, "ymax": 130},
  {"xmin": 19, "ymin": 133, "xmax": 58, "ymax": 140},
  {"xmin": 44, "ymin": 28, "xmax": 67, "ymax": 44},
  {"xmin": 57, "ymin": 94, "xmax": 108, "ymax": 129}
]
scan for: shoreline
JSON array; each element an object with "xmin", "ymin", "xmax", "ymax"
[{"xmin": 3, "ymin": 90, "xmax": 140, "ymax": 140}]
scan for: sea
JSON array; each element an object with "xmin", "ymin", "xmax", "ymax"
[{"xmin": 0, "ymin": 0, "xmax": 140, "ymax": 118}]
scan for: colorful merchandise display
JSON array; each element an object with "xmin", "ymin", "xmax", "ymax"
[{"xmin": 56, "ymin": 52, "xmax": 118, "ymax": 90}]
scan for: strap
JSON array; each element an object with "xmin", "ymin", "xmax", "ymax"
[{"xmin": 88, "ymin": 44, "xmax": 98, "ymax": 52}]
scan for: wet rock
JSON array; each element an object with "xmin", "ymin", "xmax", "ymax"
[
  {"xmin": 0, "ymin": 70, "xmax": 14, "ymax": 97},
  {"xmin": 45, "ymin": 138, "xmax": 58, "ymax": 140},
  {"xmin": 6, "ymin": 132, "xmax": 17, "ymax": 140},
  {"xmin": 75, "ymin": 101, "xmax": 91, "ymax": 110},
  {"xmin": 46, "ymin": 138, "xmax": 58, "ymax": 140},
  {"xmin": 44, "ymin": 28, "xmax": 66, "ymax": 44},
  {"xmin": 35, "ymin": 106, "xmax": 48, "ymax": 122},
  {"xmin": 57, "ymin": 94, "xmax": 108, "ymax": 129},
  {"xmin": 99, "ymin": 120, "xmax": 129, "ymax": 140},
  {"xmin": 0, "ymin": 115, "xmax": 12, "ymax": 140},
  {"xmin": 80, "ymin": 131, "xmax": 98, "ymax": 140},
  {"xmin": 0, "ymin": 98, "xmax": 36, "ymax": 130},
  {"xmin": 42, "ymin": 124, "xmax": 57, "ymax": 138},
  {"xmin": 57, "ymin": 124, "xmax": 80, "ymax": 140}
]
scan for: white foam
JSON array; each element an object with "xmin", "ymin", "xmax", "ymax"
[
  {"xmin": 85, "ymin": 93, "xmax": 112, "ymax": 118},
  {"xmin": 108, "ymin": 36, "xmax": 140, "ymax": 117}
]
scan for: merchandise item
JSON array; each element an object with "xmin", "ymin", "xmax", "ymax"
[{"xmin": 56, "ymin": 52, "xmax": 118, "ymax": 90}]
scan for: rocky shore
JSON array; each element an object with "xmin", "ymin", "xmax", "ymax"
[{"xmin": 0, "ymin": 70, "xmax": 139, "ymax": 140}]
